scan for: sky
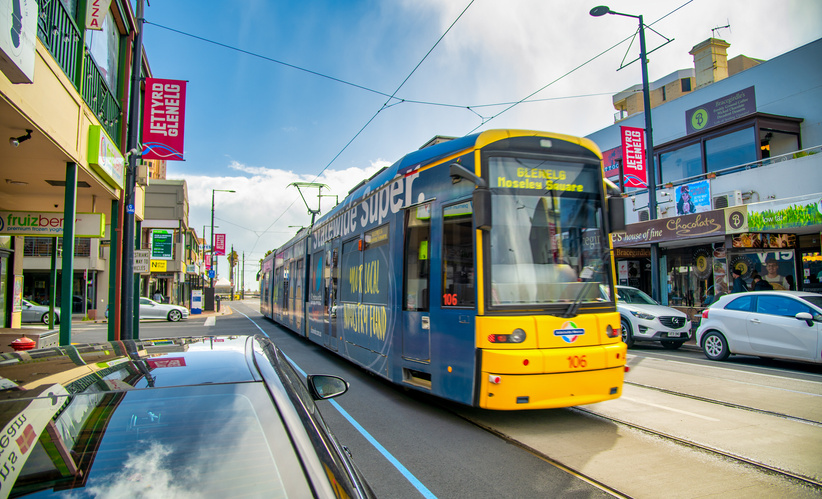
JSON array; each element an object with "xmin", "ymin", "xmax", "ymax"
[{"xmin": 137, "ymin": 0, "xmax": 822, "ymax": 290}]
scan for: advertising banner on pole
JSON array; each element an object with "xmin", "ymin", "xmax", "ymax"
[
  {"xmin": 621, "ymin": 126, "xmax": 647, "ymax": 188},
  {"xmin": 214, "ymin": 234, "xmax": 226, "ymax": 256},
  {"xmin": 142, "ymin": 78, "xmax": 187, "ymax": 161}
]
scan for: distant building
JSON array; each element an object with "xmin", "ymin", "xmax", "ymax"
[{"xmin": 587, "ymin": 37, "xmax": 822, "ymax": 309}]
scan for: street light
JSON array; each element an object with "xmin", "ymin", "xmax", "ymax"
[
  {"xmin": 210, "ymin": 189, "xmax": 235, "ymax": 291},
  {"xmin": 590, "ymin": 5, "xmax": 661, "ymax": 303}
]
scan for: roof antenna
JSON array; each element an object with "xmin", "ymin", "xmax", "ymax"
[{"xmin": 712, "ymin": 21, "xmax": 731, "ymax": 38}]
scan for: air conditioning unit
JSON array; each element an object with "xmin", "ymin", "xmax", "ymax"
[
  {"xmin": 638, "ymin": 209, "xmax": 650, "ymax": 222},
  {"xmin": 712, "ymin": 190, "xmax": 743, "ymax": 209}
]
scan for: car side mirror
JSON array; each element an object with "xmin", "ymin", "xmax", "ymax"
[
  {"xmin": 307, "ymin": 374, "xmax": 349, "ymax": 400},
  {"xmin": 795, "ymin": 312, "xmax": 814, "ymax": 327}
]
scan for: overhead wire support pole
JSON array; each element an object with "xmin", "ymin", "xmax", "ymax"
[
  {"xmin": 121, "ymin": 0, "xmax": 145, "ymax": 340},
  {"xmin": 591, "ymin": 5, "xmax": 665, "ymax": 303}
]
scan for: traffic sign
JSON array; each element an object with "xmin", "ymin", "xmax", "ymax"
[
  {"xmin": 208, "ymin": 269, "xmax": 216, "ymax": 279},
  {"xmin": 134, "ymin": 249, "xmax": 150, "ymax": 273}
]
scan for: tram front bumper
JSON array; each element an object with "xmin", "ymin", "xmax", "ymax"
[{"xmin": 478, "ymin": 342, "xmax": 627, "ymax": 410}]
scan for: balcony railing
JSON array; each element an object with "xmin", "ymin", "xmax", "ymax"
[
  {"xmin": 35, "ymin": 0, "xmax": 122, "ymax": 140},
  {"xmin": 82, "ymin": 51, "xmax": 122, "ymax": 139}
]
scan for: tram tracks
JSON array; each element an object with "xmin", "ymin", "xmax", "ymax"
[
  {"xmin": 574, "ymin": 379, "xmax": 822, "ymax": 491},
  {"xmin": 624, "ymin": 380, "xmax": 822, "ymax": 426}
]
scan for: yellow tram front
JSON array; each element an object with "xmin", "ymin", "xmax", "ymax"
[{"xmin": 470, "ymin": 131, "xmax": 626, "ymax": 410}]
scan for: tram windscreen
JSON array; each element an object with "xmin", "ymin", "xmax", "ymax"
[{"xmin": 488, "ymin": 156, "xmax": 611, "ymax": 306}]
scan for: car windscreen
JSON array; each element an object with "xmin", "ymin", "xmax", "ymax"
[
  {"xmin": 617, "ymin": 287, "xmax": 657, "ymax": 305},
  {"xmin": 8, "ymin": 383, "xmax": 312, "ymax": 497}
]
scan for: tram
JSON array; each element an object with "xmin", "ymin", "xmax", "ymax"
[{"xmin": 260, "ymin": 129, "xmax": 627, "ymax": 410}]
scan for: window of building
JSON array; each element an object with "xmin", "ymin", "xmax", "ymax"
[
  {"xmin": 760, "ymin": 129, "xmax": 799, "ymax": 159},
  {"xmin": 681, "ymin": 78, "xmax": 692, "ymax": 92},
  {"xmin": 705, "ymin": 127, "xmax": 757, "ymax": 173},
  {"xmin": 659, "ymin": 142, "xmax": 702, "ymax": 184},
  {"xmin": 24, "ymin": 237, "xmax": 91, "ymax": 257},
  {"xmin": 84, "ymin": 9, "xmax": 121, "ymax": 92}
]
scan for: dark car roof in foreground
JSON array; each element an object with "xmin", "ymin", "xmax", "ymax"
[{"xmin": 0, "ymin": 335, "xmax": 372, "ymax": 498}]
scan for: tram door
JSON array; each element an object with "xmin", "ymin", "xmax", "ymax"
[{"xmin": 402, "ymin": 203, "xmax": 432, "ymax": 362}]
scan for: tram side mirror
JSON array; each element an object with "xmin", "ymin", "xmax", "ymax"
[
  {"xmin": 473, "ymin": 188, "xmax": 492, "ymax": 231},
  {"xmin": 608, "ymin": 196, "xmax": 626, "ymax": 233}
]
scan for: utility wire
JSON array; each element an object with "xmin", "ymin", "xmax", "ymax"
[
  {"xmin": 467, "ymin": 0, "xmax": 693, "ymax": 132},
  {"xmin": 144, "ymin": 20, "xmax": 396, "ymax": 101},
  {"xmin": 249, "ymin": 0, "xmax": 476, "ymax": 254}
]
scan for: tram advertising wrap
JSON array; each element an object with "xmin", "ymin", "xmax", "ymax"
[{"xmin": 261, "ymin": 130, "xmax": 627, "ymax": 410}]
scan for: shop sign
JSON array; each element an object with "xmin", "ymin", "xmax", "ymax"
[
  {"xmin": 0, "ymin": 211, "xmax": 104, "ymax": 237},
  {"xmin": 731, "ymin": 233, "xmax": 796, "ymax": 249},
  {"xmin": 0, "ymin": 0, "xmax": 37, "ymax": 83},
  {"xmin": 747, "ymin": 193, "xmax": 822, "ymax": 231},
  {"xmin": 614, "ymin": 248, "xmax": 651, "ymax": 258},
  {"xmin": 151, "ymin": 229, "xmax": 173, "ymax": 260},
  {"xmin": 150, "ymin": 260, "xmax": 168, "ymax": 272},
  {"xmin": 620, "ymin": 126, "xmax": 647, "ymax": 188},
  {"xmin": 612, "ymin": 209, "xmax": 732, "ymax": 247},
  {"xmin": 85, "ymin": 0, "xmax": 112, "ymax": 30},
  {"xmin": 142, "ymin": 78, "xmax": 187, "ymax": 161},
  {"xmin": 88, "ymin": 126, "xmax": 125, "ymax": 190},
  {"xmin": 686, "ymin": 86, "xmax": 756, "ymax": 134},
  {"xmin": 601, "ymin": 146, "xmax": 621, "ymax": 179}
]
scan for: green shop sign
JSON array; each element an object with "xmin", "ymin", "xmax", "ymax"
[
  {"xmin": 747, "ymin": 194, "xmax": 822, "ymax": 231},
  {"xmin": 151, "ymin": 229, "xmax": 174, "ymax": 260}
]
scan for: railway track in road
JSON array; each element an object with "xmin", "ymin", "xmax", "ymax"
[
  {"xmin": 572, "ymin": 405, "xmax": 822, "ymax": 490},
  {"xmin": 624, "ymin": 380, "xmax": 822, "ymax": 427}
]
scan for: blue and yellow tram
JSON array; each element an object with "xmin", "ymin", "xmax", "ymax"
[{"xmin": 260, "ymin": 129, "xmax": 627, "ymax": 410}]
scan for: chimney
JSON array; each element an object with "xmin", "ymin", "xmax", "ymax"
[{"xmin": 689, "ymin": 38, "xmax": 730, "ymax": 89}]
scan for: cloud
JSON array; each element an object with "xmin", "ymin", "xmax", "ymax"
[{"xmin": 170, "ymin": 159, "xmax": 386, "ymax": 286}]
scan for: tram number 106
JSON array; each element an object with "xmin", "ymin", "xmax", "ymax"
[
  {"xmin": 443, "ymin": 293, "xmax": 459, "ymax": 306},
  {"xmin": 567, "ymin": 355, "xmax": 587, "ymax": 369}
]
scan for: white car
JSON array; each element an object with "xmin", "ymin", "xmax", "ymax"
[
  {"xmin": 696, "ymin": 290, "xmax": 822, "ymax": 363},
  {"xmin": 139, "ymin": 297, "xmax": 189, "ymax": 321},
  {"xmin": 611, "ymin": 286, "xmax": 691, "ymax": 349}
]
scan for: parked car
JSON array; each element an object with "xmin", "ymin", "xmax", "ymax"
[
  {"xmin": 0, "ymin": 335, "xmax": 375, "ymax": 498},
  {"xmin": 20, "ymin": 299, "xmax": 60, "ymax": 325},
  {"xmin": 139, "ymin": 297, "xmax": 189, "ymax": 321},
  {"xmin": 696, "ymin": 290, "xmax": 822, "ymax": 363},
  {"xmin": 608, "ymin": 285, "xmax": 692, "ymax": 349}
]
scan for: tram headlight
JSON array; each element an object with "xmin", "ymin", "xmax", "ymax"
[
  {"xmin": 488, "ymin": 328, "xmax": 527, "ymax": 343},
  {"xmin": 606, "ymin": 325, "xmax": 619, "ymax": 338}
]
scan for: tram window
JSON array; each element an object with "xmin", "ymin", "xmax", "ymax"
[
  {"xmin": 341, "ymin": 238, "xmax": 361, "ymax": 303},
  {"xmin": 442, "ymin": 203, "xmax": 475, "ymax": 308},
  {"xmin": 404, "ymin": 203, "xmax": 431, "ymax": 311},
  {"xmin": 310, "ymin": 250, "xmax": 326, "ymax": 311},
  {"xmin": 363, "ymin": 225, "xmax": 390, "ymax": 305}
]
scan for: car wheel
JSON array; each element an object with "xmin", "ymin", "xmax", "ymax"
[
  {"xmin": 660, "ymin": 340, "xmax": 683, "ymax": 350},
  {"xmin": 41, "ymin": 313, "xmax": 59, "ymax": 326},
  {"xmin": 621, "ymin": 317, "xmax": 635, "ymax": 348},
  {"xmin": 702, "ymin": 331, "xmax": 730, "ymax": 361},
  {"xmin": 167, "ymin": 310, "xmax": 183, "ymax": 322}
]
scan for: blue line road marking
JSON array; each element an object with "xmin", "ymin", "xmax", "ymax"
[{"xmin": 238, "ymin": 310, "xmax": 438, "ymax": 498}]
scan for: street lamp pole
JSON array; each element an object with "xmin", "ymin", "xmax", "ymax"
[
  {"xmin": 210, "ymin": 189, "xmax": 235, "ymax": 291},
  {"xmin": 590, "ymin": 5, "xmax": 661, "ymax": 302}
]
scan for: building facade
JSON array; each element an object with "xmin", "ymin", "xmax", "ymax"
[{"xmin": 587, "ymin": 37, "xmax": 822, "ymax": 321}]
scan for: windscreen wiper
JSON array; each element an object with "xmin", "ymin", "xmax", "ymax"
[{"xmin": 561, "ymin": 281, "xmax": 594, "ymax": 318}]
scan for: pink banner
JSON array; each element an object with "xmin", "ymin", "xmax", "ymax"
[
  {"xmin": 142, "ymin": 78, "xmax": 187, "ymax": 161},
  {"xmin": 621, "ymin": 126, "xmax": 647, "ymax": 188},
  {"xmin": 214, "ymin": 234, "xmax": 226, "ymax": 256}
]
